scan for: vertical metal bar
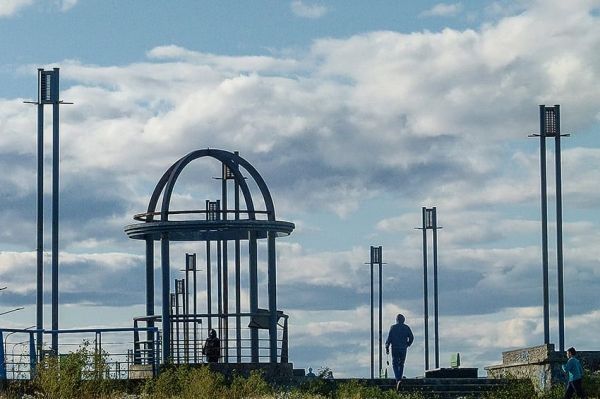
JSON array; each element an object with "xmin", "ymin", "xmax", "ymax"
[
  {"xmin": 206, "ymin": 240, "xmax": 212, "ymax": 330},
  {"xmin": 217, "ymin": 240, "xmax": 222, "ymax": 345},
  {"xmin": 145, "ymin": 238, "xmax": 155, "ymax": 354},
  {"xmin": 249, "ymin": 231, "xmax": 259, "ymax": 362},
  {"xmin": 175, "ymin": 280, "xmax": 180, "ymax": 363},
  {"xmin": 432, "ymin": 208, "xmax": 439, "ymax": 369},
  {"xmin": 267, "ymin": 231, "xmax": 277, "ymax": 363},
  {"xmin": 51, "ymin": 68, "xmax": 60, "ymax": 355},
  {"xmin": 554, "ymin": 105, "xmax": 565, "ymax": 352},
  {"xmin": 539, "ymin": 105, "xmax": 550, "ymax": 345},
  {"xmin": 36, "ymin": 69, "xmax": 44, "ymax": 355},
  {"xmin": 370, "ymin": 250, "xmax": 374, "ymax": 379},
  {"xmin": 29, "ymin": 331, "xmax": 36, "ymax": 376},
  {"xmin": 378, "ymin": 246, "xmax": 383, "ymax": 377},
  {"xmin": 184, "ymin": 269, "xmax": 189, "ymax": 363},
  {"xmin": 234, "ymin": 165, "xmax": 242, "ymax": 363},
  {"xmin": 192, "ymin": 253, "xmax": 198, "ymax": 363},
  {"xmin": 221, "ymin": 169, "xmax": 229, "ymax": 363},
  {"xmin": 161, "ymin": 233, "xmax": 171, "ymax": 363},
  {"xmin": 422, "ymin": 207, "xmax": 429, "ymax": 371}
]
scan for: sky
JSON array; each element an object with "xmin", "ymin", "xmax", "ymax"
[{"xmin": 1, "ymin": 0, "xmax": 600, "ymax": 378}]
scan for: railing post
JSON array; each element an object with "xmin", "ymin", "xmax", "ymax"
[
  {"xmin": 29, "ymin": 331, "xmax": 36, "ymax": 378},
  {"xmin": 281, "ymin": 316, "xmax": 288, "ymax": 363}
]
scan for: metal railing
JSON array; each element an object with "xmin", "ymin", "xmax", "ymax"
[{"xmin": 0, "ymin": 326, "xmax": 159, "ymax": 380}]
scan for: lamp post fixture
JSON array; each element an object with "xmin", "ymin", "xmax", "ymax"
[
  {"xmin": 417, "ymin": 207, "xmax": 442, "ymax": 370},
  {"xmin": 24, "ymin": 68, "xmax": 71, "ymax": 355},
  {"xmin": 365, "ymin": 246, "xmax": 385, "ymax": 379},
  {"xmin": 529, "ymin": 105, "xmax": 569, "ymax": 352}
]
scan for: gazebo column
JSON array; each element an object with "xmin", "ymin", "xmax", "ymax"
[
  {"xmin": 145, "ymin": 237, "xmax": 155, "ymax": 346},
  {"xmin": 161, "ymin": 233, "xmax": 171, "ymax": 362},
  {"xmin": 249, "ymin": 231, "xmax": 259, "ymax": 362},
  {"xmin": 267, "ymin": 231, "xmax": 277, "ymax": 363}
]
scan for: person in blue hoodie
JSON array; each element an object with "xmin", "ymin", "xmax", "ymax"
[
  {"xmin": 562, "ymin": 347, "xmax": 586, "ymax": 398},
  {"xmin": 385, "ymin": 314, "xmax": 414, "ymax": 389}
]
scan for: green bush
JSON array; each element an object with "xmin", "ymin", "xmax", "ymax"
[{"xmin": 32, "ymin": 341, "xmax": 113, "ymax": 399}]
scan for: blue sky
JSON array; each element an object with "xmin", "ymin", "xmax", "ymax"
[{"xmin": 1, "ymin": 0, "xmax": 600, "ymax": 378}]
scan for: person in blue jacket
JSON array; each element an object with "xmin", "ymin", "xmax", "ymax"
[
  {"xmin": 385, "ymin": 314, "xmax": 414, "ymax": 389},
  {"xmin": 562, "ymin": 347, "xmax": 586, "ymax": 398}
]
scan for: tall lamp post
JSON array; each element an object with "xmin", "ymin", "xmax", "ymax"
[
  {"xmin": 417, "ymin": 207, "xmax": 441, "ymax": 370},
  {"xmin": 24, "ymin": 68, "xmax": 71, "ymax": 355},
  {"xmin": 529, "ymin": 105, "xmax": 569, "ymax": 352},
  {"xmin": 365, "ymin": 246, "xmax": 384, "ymax": 379}
]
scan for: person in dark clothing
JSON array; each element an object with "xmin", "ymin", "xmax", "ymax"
[
  {"xmin": 385, "ymin": 314, "xmax": 414, "ymax": 389},
  {"xmin": 563, "ymin": 347, "xmax": 586, "ymax": 399},
  {"xmin": 202, "ymin": 329, "xmax": 221, "ymax": 363}
]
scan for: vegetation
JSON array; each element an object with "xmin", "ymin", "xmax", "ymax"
[{"xmin": 1, "ymin": 352, "xmax": 599, "ymax": 399}]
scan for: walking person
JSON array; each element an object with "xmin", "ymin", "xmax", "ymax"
[
  {"xmin": 385, "ymin": 314, "xmax": 414, "ymax": 390},
  {"xmin": 202, "ymin": 328, "xmax": 221, "ymax": 363},
  {"xmin": 563, "ymin": 347, "xmax": 586, "ymax": 398}
]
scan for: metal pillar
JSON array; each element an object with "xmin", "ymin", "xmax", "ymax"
[
  {"xmin": 221, "ymin": 164, "xmax": 229, "ymax": 362},
  {"xmin": 268, "ymin": 231, "xmax": 277, "ymax": 363},
  {"xmin": 432, "ymin": 210, "xmax": 439, "ymax": 369},
  {"xmin": 539, "ymin": 107, "xmax": 550, "ymax": 345},
  {"xmin": 378, "ymin": 248, "xmax": 383, "ymax": 377},
  {"xmin": 145, "ymin": 238, "xmax": 155, "ymax": 347},
  {"xmin": 50, "ymin": 68, "xmax": 60, "ymax": 355},
  {"xmin": 35, "ymin": 69, "xmax": 44, "ymax": 355},
  {"xmin": 419, "ymin": 207, "xmax": 441, "ymax": 370},
  {"xmin": 531, "ymin": 105, "xmax": 568, "ymax": 350},
  {"xmin": 234, "ymin": 163, "xmax": 242, "ymax": 362},
  {"xmin": 370, "ymin": 251, "xmax": 374, "ymax": 379},
  {"xmin": 206, "ymin": 240, "xmax": 212, "ymax": 330},
  {"xmin": 249, "ymin": 231, "xmax": 259, "ymax": 362},
  {"xmin": 421, "ymin": 208, "xmax": 429, "ymax": 371},
  {"xmin": 161, "ymin": 233, "xmax": 171, "ymax": 362},
  {"xmin": 554, "ymin": 107, "xmax": 565, "ymax": 353}
]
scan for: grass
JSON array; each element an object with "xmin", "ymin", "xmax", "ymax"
[{"xmin": 1, "ymin": 349, "xmax": 599, "ymax": 399}]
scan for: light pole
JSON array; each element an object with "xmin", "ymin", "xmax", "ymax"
[{"xmin": 529, "ymin": 105, "xmax": 569, "ymax": 352}]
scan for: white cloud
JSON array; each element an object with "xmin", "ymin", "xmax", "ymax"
[
  {"xmin": 290, "ymin": 0, "xmax": 327, "ymax": 19},
  {"xmin": 59, "ymin": 0, "xmax": 78, "ymax": 12},
  {"xmin": 421, "ymin": 2, "xmax": 463, "ymax": 17},
  {"xmin": 0, "ymin": 0, "xmax": 33, "ymax": 17}
]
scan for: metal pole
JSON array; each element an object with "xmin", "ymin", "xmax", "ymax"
[
  {"xmin": 217, "ymin": 240, "xmax": 222, "ymax": 345},
  {"xmin": 221, "ymin": 168, "xmax": 229, "ymax": 363},
  {"xmin": 234, "ymin": 165, "xmax": 242, "ymax": 363},
  {"xmin": 554, "ymin": 105, "xmax": 565, "ymax": 352},
  {"xmin": 378, "ymin": 246, "xmax": 382, "ymax": 377},
  {"xmin": 51, "ymin": 68, "xmax": 60, "ymax": 355},
  {"xmin": 206, "ymin": 240, "xmax": 212, "ymax": 331},
  {"xmin": 539, "ymin": 105, "xmax": 550, "ymax": 345},
  {"xmin": 370, "ymin": 254, "xmax": 374, "ymax": 379},
  {"xmin": 36, "ymin": 69, "xmax": 44, "ymax": 355},
  {"xmin": 422, "ymin": 207, "xmax": 429, "ymax": 370},
  {"xmin": 161, "ymin": 233, "xmax": 171, "ymax": 362},
  {"xmin": 267, "ymin": 231, "xmax": 277, "ymax": 363},
  {"xmin": 192, "ymin": 253, "xmax": 197, "ymax": 363},
  {"xmin": 249, "ymin": 231, "xmax": 259, "ymax": 362},
  {"xmin": 432, "ymin": 208, "xmax": 439, "ymax": 369},
  {"xmin": 145, "ymin": 238, "xmax": 155, "ymax": 356}
]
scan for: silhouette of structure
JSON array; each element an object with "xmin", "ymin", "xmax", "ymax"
[
  {"xmin": 125, "ymin": 149, "xmax": 294, "ymax": 364},
  {"xmin": 529, "ymin": 105, "xmax": 568, "ymax": 352}
]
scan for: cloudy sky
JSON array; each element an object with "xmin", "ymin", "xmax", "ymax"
[{"xmin": 1, "ymin": 0, "xmax": 600, "ymax": 378}]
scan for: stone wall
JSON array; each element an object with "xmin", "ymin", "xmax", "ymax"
[{"xmin": 486, "ymin": 344, "xmax": 600, "ymax": 392}]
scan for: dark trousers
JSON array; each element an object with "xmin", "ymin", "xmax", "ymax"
[
  {"xmin": 564, "ymin": 378, "xmax": 585, "ymax": 399},
  {"xmin": 391, "ymin": 349, "xmax": 407, "ymax": 381}
]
